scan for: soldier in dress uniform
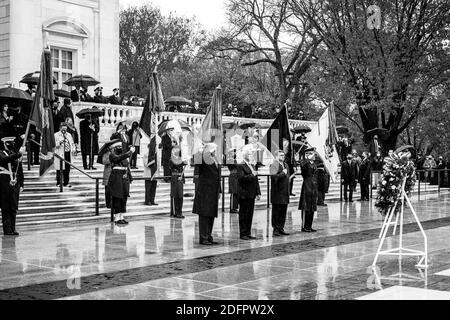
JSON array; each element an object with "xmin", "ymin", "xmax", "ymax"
[
  {"xmin": 298, "ymin": 148, "xmax": 319, "ymax": 233},
  {"xmin": 0, "ymin": 137, "xmax": 24, "ymax": 236},
  {"xmin": 316, "ymin": 159, "xmax": 330, "ymax": 206},
  {"xmin": 108, "ymin": 141, "xmax": 134, "ymax": 225},
  {"xmin": 169, "ymin": 145, "xmax": 186, "ymax": 219}
]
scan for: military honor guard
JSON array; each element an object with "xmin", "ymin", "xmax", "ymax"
[
  {"xmin": 270, "ymin": 150, "xmax": 291, "ymax": 237},
  {"xmin": 0, "ymin": 137, "xmax": 24, "ymax": 236},
  {"xmin": 298, "ymin": 148, "xmax": 319, "ymax": 233},
  {"xmin": 143, "ymin": 137, "xmax": 159, "ymax": 206},
  {"xmin": 237, "ymin": 145, "xmax": 261, "ymax": 240},
  {"xmin": 195, "ymin": 143, "xmax": 221, "ymax": 245},
  {"xmin": 108, "ymin": 141, "xmax": 134, "ymax": 225},
  {"xmin": 170, "ymin": 145, "xmax": 186, "ymax": 219}
]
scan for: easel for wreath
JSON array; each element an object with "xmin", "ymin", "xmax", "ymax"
[{"xmin": 372, "ymin": 178, "xmax": 428, "ymax": 272}]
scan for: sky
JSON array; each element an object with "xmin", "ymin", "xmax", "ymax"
[{"xmin": 119, "ymin": 0, "xmax": 227, "ymax": 31}]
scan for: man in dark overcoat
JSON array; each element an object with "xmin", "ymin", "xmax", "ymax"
[
  {"xmin": 341, "ymin": 154, "xmax": 359, "ymax": 202},
  {"xmin": 170, "ymin": 146, "xmax": 186, "ymax": 219},
  {"xmin": 299, "ymin": 148, "xmax": 318, "ymax": 233},
  {"xmin": 79, "ymin": 115, "xmax": 100, "ymax": 170},
  {"xmin": 226, "ymin": 149, "xmax": 239, "ymax": 214},
  {"xmin": 270, "ymin": 150, "xmax": 290, "ymax": 237},
  {"xmin": 144, "ymin": 136, "xmax": 158, "ymax": 206},
  {"xmin": 0, "ymin": 137, "xmax": 24, "ymax": 236},
  {"xmin": 359, "ymin": 152, "xmax": 371, "ymax": 201},
  {"xmin": 237, "ymin": 145, "xmax": 261, "ymax": 240},
  {"xmin": 195, "ymin": 143, "xmax": 222, "ymax": 245}
]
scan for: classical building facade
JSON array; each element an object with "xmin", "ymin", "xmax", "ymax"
[{"xmin": 0, "ymin": 0, "xmax": 119, "ymax": 93}]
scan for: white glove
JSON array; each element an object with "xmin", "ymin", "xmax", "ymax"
[{"xmin": 19, "ymin": 147, "xmax": 26, "ymax": 154}]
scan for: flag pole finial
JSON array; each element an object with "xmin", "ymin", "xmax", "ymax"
[{"xmin": 216, "ymin": 84, "xmax": 222, "ymax": 90}]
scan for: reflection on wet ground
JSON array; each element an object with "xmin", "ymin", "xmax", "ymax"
[{"xmin": 0, "ymin": 192, "xmax": 449, "ymax": 300}]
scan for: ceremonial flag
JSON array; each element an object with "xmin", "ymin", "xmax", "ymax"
[
  {"xmin": 307, "ymin": 106, "xmax": 340, "ymax": 183},
  {"xmin": 28, "ymin": 48, "xmax": 56, "ymax": 176},
  {"xmin": 139, "ymin": 71, "xmax": 165, "ymax": 179},
  {"xmin": 261, "ymin": 105, "xmax": 293, "ymax": 168},
  {"xmin": 197, "ymin": 85, "xmax": 223, "ymax": 162}
]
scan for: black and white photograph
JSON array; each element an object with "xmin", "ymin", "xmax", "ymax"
[{"xmin": 0, "ymin": 0, "xmax": 450, "ymax": 310}]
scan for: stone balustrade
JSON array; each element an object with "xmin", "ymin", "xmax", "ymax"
[{"xmin": 70, "ymin": 101, "xmax": 318, "ymax": 144}]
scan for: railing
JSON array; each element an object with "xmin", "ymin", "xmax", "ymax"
[
  {"xmin": 340, "ymin": 169, "xmax": 450, "ymax": 201},
  {"xmin": 70, "ymin": 101, "xmax": 318, "ymax": 144}
]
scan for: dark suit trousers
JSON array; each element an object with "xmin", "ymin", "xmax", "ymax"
[
  {"xmin": 145, "ymin": 180, "xmax": 157, "ymax": 204},
  {"xmin": 56, "ymin": 152, "xmax": 71, "ymax": 186},
  {"xmin": 272, "ymin": 204, "xmax": 287, "ymax": 233},
  {"xmin": 170, "ymin": 196, "xmax": 183, "ymax": 217},
  {"xmin": 360, "ymin": 180, "xmax": 370, "ymax": 200},
  {"xmin": 302, "ymin": 210, "xmax": 315, "ymax": 230},
  {"xmin": 343, "ymin": 183, "xmax": 354, "ymax": 201},
  {"xmin": 230, "ymin": 194, "xmax": 239, "ymax": 211},
  {"xmin": 199, "ymin": 216, "xmax": 215, "ymax": 243},
  {"xmin": 82, "ymin": 153, "xmax": 94, "ymax": 169},
  {"xmin": 30, "ymin": 133, "xmax": 41, "ymax": 164},
  {"xmin": 105, "ymin": 187, "xmax": 111, "ymax": 209},
  {"xmin": 238, "ymin": 198, "xmax": 255, "ymax": 237},
  {"xmin": 317, "ymin": 191, "xmax": 325, "ymax": 205}
]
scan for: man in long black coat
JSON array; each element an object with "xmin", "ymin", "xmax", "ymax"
[
  {"xmin": 341, "ymin": 154, "xmax": 358, "ymax": 202},
  {"xmin": 0, "ymin": 137, "xmax": 24, "ymax": 236},
  {"xmin": 144, "ymin": 137, "xmax": 158, "ymax": 206},
  {"xmin": 195, "ymin": 143, "xmax": 222, "ymax": 245},
  {"xmin": 299, "ymin": 148, "xmax": 318, "ymax": 232},
  {"xmin": 79, "ymin": 116, "xmax": 100, "ymax": 170},
  {"xmin": 226, "ymin": 149, "xmax": 239, "ymax": 214},
  {"xmin": 359, "ymin": 152, "xmax": 371, "ymax": 201},
  {"xmin": 270, "ymin": 150, "xmax": 290, "ymax": 237},
  {"xmin": 237, "ymin": 145, "xmax": 261, "ymax": 240}
]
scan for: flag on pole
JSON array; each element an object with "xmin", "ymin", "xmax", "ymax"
[
  {"xmin": 196, "ymin": 85, "xmax": 223, "ymax": 162},
  {"xmin": 306, "ymin": 106, "xmax": 341, "ymax": 183},
  {"xmin": 29, "ymin": 49, "xmax": 56, "ymax": 176},
  {"xmin": 261, "ymin": 106, "xmax": 293, "ymax": 168},
  {"xmin": 139, "ymin": 70, "xmax": 165, "ymax": 179}
]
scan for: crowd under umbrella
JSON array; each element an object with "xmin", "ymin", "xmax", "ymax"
[
  {"xmin": 76, "ymin": 107, "xmax": 105, "ymax": 120},
  {"xmin": 64, "ymin": 74, "xmax": 100, "ymax": 88},
  {"xmin": 20, "ymin": 71, "xmax": 57, "ymax": 86}
]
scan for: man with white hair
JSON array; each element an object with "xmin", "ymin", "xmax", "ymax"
[
  {"xmin": 237, "ymin": 144, "xmax": 261, "ymax": 240},
  {"xmin": 194, "ymin": 143, "xmax": 222, "ymax": 245}
]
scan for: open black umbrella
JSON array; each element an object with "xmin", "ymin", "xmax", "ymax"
[
  {"xmin": 165, "ymin": 96, "xmax": 192, "ymax": 106},
  {"xmin": 64, "ymin": 74, "xmax": 100, "ymax": 87},
  {"xmin": 292, "ymin": 124, "xmax": 312, "ymax": 134},
  {"xmin": 158, "ymin": 119, "xmax": 191, "ymax": 136},
  {"xmin": 97, "ymin": 139, "xmax": 121, "ymax": 165},
  {"xmin": 0, "ymin": 87, "xmax": 33, "ymax": 103},
  {"xmin": 20, "ymin": 71, "xmax": 57, "ymax": 85},
  {"xmin": 76, "ymin": 107, "xmax": 105, "ymax": 120},
  {"xmin": 54, "ymin": 89, "xmax": 70, "ymax": 98},
  {"xmin": 336, "ymin": 126, "xmax": 350, "ymax": 135}
]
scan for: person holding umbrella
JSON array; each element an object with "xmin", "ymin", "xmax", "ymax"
[
  {"xmin": 80, "ymin": 114, "xmax": 100, "ymax": 170},
  {"xmin": 71, "ymin": 85, "xmax": 82, "ymax": 102}
]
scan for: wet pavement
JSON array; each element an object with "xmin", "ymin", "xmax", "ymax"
[{"xmin": 0, "ymin": 191, "xmax": 449, "ymax": 300}]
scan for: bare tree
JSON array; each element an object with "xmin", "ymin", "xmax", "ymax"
[
  {"xmin": 201, "ymin": 0, "xmax": 321, "ymax": 105},
  {"xmin": 292, "ymin": 0, "xmax": 450, "ymax": 154}
]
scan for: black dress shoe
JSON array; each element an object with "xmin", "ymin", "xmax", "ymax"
[
  {"xmin": 302, "ymin": 228, "xmax": 311, "ymax": 233},
  {"xmin": 4, "ymin": 233, "xmax": 15, "ymax": 236},
  {"xmin": 13, "ymin": 232, "xmax": 19, "ymax": 236},
  {"xmin": 174, "ymin": 215, "xmax": 185, "ymax": 219},
  {"xmin": 248, "ymin": 236, "xmax": 257, "ymax": 240},
  {"xmin": 209, "ymin": 241, "xmax": 219, "ymax": 245},
  {"xmin": 273, "ymin": 232, "xmax": 282, "ymax": 237},
  {"xmin": 151, "ymin": 203, "xmax": 159, "ymax": 206},
  {"xmin": 309, "ymin": 229, "xmax": 317, "ymax": 233},
  {"xmin": 121, "ymin": 220, "xmax": 129, "ymax": 225},
  {"xmin": 279, "ymin": 231, "xmax": 290, "ymax": 236},
  {"xmin": 200, "ymin": 241, "xmax": 213, "ymax": 246},
  {"xmin": 290, "ymin": 193, "xmax": 296, "ymax": 197},
  {"xmin": 240, "ymin": 236, "xmax": 251, "ymax": 240}
]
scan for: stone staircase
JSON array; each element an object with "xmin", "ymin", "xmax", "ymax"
[{"xmin": 2, "ymin": 153, "xmax": 447, "ymax": 227}]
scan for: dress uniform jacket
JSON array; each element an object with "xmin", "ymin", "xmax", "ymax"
[
  {"xmin": 195, "ymin": 162, "xmax": 221, "ymax": 218},
  {"xmin": 298, "ymin": 160, "xmax": 318, "ymax": 212},
  {"xmin": 270, "ymin": 160, "xmax": 290, "ymax": 205},
  {"xmin": 108, "ymin": 150, "xmax": 133, "ymax": 200},
  {"xmin": 170, "ymin": 160, "xmax": 185, "ymax": 198}
]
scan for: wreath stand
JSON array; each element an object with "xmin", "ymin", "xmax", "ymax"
[{"xmin": 372, "ymin": 178, "xmax": 429, "ymax": 275}]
